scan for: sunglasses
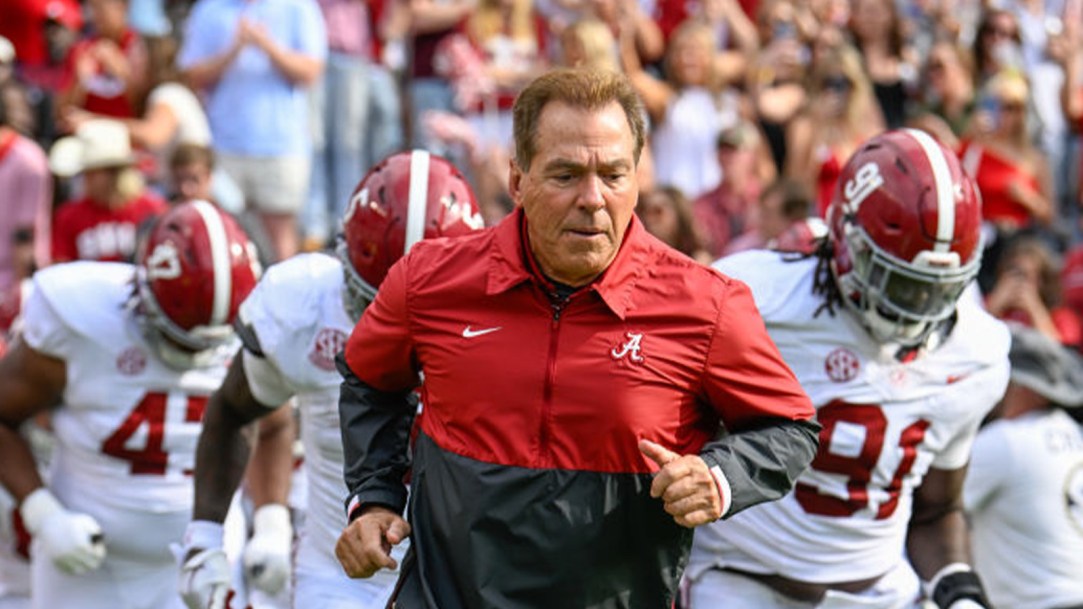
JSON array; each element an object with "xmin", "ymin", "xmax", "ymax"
[{"xmin": 821, "ymin": 76, "xmax": 852, "ymax": 92}]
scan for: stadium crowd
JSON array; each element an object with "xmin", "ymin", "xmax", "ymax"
[{"xmin": 1, "ymin": 0, "xmax": 1083, "ymax": 607}]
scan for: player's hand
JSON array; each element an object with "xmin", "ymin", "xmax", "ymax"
[
  {"xmin": 177, "ymin": 546, "xmax": 230, "ymax": 609},
  {"xmin": 335, "ymin": 506, "xmax": 410, "ymax": 578},
  {"xmin": 639, "ymin": 439, "xmax": 723, "ymax": 528},
  {"xmin": 243, "ymin": 504, "xmax": 292, "ymax": 595},
  {"xmin": 19, "ymin": 488, "xmax": 106, "ymax": 575}
]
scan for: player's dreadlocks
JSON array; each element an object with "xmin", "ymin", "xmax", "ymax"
[{"xmin": 781, "ymin": 235, "xmax": 843, "ymax": 319}]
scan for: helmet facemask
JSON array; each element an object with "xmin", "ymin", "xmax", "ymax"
[
  {"xmin": 335, "ymin": 235, "xmax": 375, "ymax": 323},
  {"xmin": 836, "ymin": 221, "xmax": 981, "ymax": 347}
]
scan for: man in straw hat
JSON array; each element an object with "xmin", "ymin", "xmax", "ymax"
[
  {"xmin": 48, "ymin": 118, "xmax": 165, "ymax": 263},
  {"xmin": 963, "ymin": 324, "xmax": 1083, "ymax": 609}
]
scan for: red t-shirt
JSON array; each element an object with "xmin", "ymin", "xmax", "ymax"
[
  {"xmin": 52, "ymin": 193, "xmax": 167, "ymax": 263},
  {"xmin": 959, "ymin": 140, "xmax": 1041, "ymax": 228},
  {"xmin": 61, "ymin": 30, "xmax": 145, "ymax": 118}
]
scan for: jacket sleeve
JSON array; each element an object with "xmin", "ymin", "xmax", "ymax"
[
  {"xmin": 699, "ymin": 278, "xmax": 821, "ymax": 517},
  {"xmin": 338, "ymin": 256, "xmax": 421, "ymax": 517},
  {"xmin": 337, "ymin": 354, "xmax": 417, "ymax": 517}
]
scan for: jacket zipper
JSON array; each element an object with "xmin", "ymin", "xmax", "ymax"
[{"xmin": 540, "ymin": 295, "xmax": 567, "ymax": 467}]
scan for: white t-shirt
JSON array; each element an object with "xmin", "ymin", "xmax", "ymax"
[
  {"xmin": 147, "ymin": 83, "xmax": 212, "ymax": 181},
  {"xmin": 964, "ymin": 409, "xmax": 1083, "ymax": 609},
  {"xmin": 688, "ymin": 250, "xmax": 1011, "ymax": 583}
]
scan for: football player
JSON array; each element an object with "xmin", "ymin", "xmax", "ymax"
[
  {"xmin": 0, "ymin": 201, "xmax": 262, "ymax": 608},
  {"xmin": 687, "ymin": 129, "xmax": 1010, "ymax": 609},
  {"xmin": 177, "ymin": 150, "xmax": 484, "ymax": 609}
]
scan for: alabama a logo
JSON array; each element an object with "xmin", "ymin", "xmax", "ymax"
[{"xmin": 611, "ymin": 332, "xmax": 645, "ymax": 363}]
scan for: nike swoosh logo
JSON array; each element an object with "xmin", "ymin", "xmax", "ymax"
[{"xmin": 462, "ymin": 326, "xmax": 502, "ymax": 338}]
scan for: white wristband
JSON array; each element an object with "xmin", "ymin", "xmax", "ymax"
[
  {"xmin": 252, "ymin": 504, "xmax": 291, "ymax": 537},
  {"xmin": 708, "ymin": 465, "xmax": 733, "ymax": 519},
  {"xmin": 183, "ymin": 520, "xmax": 225, "ymax": 551},
  {"xmin": 927, "ymin": 562, "xmax": 973, "ymax": 596},
  {"xmin": 18, "ymin": 488, "xmax": 63, "ymax": 536}
]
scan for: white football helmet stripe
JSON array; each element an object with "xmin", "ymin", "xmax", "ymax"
[
  {"xmin": 406, "ymin": 150, "xmax": 431, "ymax": 256},
  {"xmin": 905, "ymin": 128, "xmax": 955, "ymax": 253},
  {"xmin": 191, "ymin": 199, "xmax": 231, "ymax": 326}
]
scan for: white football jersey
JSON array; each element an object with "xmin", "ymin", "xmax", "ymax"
[
  {"xmin": 690, "ymin": 251, "xmax": 1011, "ymax": 583},
  {"xmin": 964, "ymin": 409, "xmax": 1083, "ymax": 609},
  {"xmin": 22, "ymin": 262, "xmax": 233, "ymax": 514},
  {"xmin": 238, "ymin": 253, "xmax": 386, "ymax": 579}
]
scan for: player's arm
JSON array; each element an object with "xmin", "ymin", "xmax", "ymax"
[
  {"xmin": 335, "ymin": 259, "xmax": 418, "ymax": 578},
  {"xmin": 0, "ymin": 338, "xmax": 106, "ymax": 576},
  {"xmin": 907, "ymin": 465, "xmax": 992, "ymax": 609},
  {"xmin": 0, "ymin": 339, "xmax": 65, "ymax": 502},
  {"xmin": 181, "ymin": 339, "xmax": 294, "ymax": 609}
]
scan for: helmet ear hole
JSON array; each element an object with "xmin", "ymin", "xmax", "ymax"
[{"xmin": 826, "ymin": 129, "xmax": 982, "ymax": 345}]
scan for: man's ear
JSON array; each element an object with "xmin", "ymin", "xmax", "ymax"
[{"xmin": 507, "ymin": 158, "xmax": 523, "ymax": 206}]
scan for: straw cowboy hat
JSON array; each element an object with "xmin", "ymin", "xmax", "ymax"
[
  {"xmin": 1007, "ymin": 324, "xmax": 1083, "ymax": 408},
  {"xmin": 48, "ymin": 119, "xmax": 136, "ymax": 178}
]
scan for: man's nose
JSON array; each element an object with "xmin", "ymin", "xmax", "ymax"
[{"xmin": 577, "ymin": 175, "xmax": 605, "ymax": 209}]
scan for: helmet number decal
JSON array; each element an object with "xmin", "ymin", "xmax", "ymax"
[
  {"xmin": 843, "ymin": 162, "xmax": 884, "ymax": 212},
  {"xmin": 146, "ymin": 242, "xmax": 182, "ymax": 280}
]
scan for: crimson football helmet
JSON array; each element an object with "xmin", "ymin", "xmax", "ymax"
[
  {"xmin": 826, "ymin": 129, "xmax": 983, "ymax": 346},
  {"xmin": 135, "ymin": 200, "xmax": 261, "ymax": 367},
  {"xmin": 336, "ymin": 150, "xmax": 484, "ymax": 318}
]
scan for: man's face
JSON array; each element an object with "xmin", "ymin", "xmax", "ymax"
[
  {"xmin": 83, "ymin": 166, "xmax": 123, "ymax": 204},
  {"xmin": 171, "ymin": 162, "xmax": 213, "ymax": 202},
  {"xmin": 509, "ymin": 101, "xmax": 638, "ymax": 287}
]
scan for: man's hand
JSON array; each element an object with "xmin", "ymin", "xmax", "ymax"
[
  {"xmin": 243, "ymin": 504, "xmax": 293, "ymax": 595},
  {"xmin": 177, "ymin": 546, "xmax": 230, "ymax": 609},
  {"xmin": 19, "ymin": 488, "xmax": 106, "ymax": 574},
  {"xmin": 639, "ymin": 439, "xmax": 724, "ymax": 528},
  {"xmin": 335, "ymin": 506, "xmax": 410, "ymax": 578}
]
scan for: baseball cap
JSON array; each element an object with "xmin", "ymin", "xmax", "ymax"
[
  {"xmin": 48, "ymin": 119, "xmax": 136, "ymax": 177},
  {"xmin": 1008, "ymin": 324, "xmax": 1083, "ymax": 408},
  {"xmin": 717, "ymin": 122, "xmax": 760, "ymax": 150}
]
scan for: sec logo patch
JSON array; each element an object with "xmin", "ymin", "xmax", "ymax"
[{"xmin": 824, "ymin": 348, "xmax": 860, "ymax": 383}]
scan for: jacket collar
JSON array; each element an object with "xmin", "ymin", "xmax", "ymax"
[{"xmin": 486, "ymin": 207, "xmax": 651, "ymax": 320}]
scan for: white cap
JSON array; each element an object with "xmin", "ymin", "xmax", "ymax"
[
  {"xmin": 0, "ymin": 36, "xmax": 14, "ymax": 64},
  {"xmin": 48, "ymin": 119, "xmax": 135, "ymax": 178}
]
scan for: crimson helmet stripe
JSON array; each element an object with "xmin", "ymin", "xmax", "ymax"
[
  {"xmin": 904, "ymin": 128, "xmax": 955, "ymax": 253},
  {"xmin": 190, "ymin": 200, "xmax": 232, "ymax": 326},
  {"xmin": 405, "ymin": 150, "xmax": 431, "ymax": 256}
]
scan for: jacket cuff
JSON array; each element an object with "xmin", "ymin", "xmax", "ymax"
[
  {"xmin": 345, "ymin": 489, "xmax": 406, "ymax": 522},
  {"xmin": 707, "ymin": 463, "xmax": 733, "ymax": 519}
]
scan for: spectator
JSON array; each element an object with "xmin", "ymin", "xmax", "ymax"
[
  {"xmin": 178, "ymin": 0, "xmax": 327, "ymax": 262},
  {"xmin": 558, "ymin": 16, "xmax": 618, "ymax": 70},
  {"xmin": 48, "ymin": 118, "xmax": 166, "ymax": 263},
  {"xmin": 63, "ymin": 37, "xmax": 214, "ymax": 197},
  {"xmin": 747, "ymin": 0, "xmax": 813, "ymax": 173},
  {"xmin": 984, "ymin": 234, "xmax": 1082, "ymax": 349},
  {"xmin": 406, "ymin": 0, "xmax": 475, "ymax": 153},
  {"xmin": 623, "ymin": 19, "xmax": 742, "ymax": 199},
  {"xmin": 694, "ymin": 128, "xmax": 1009, "ymax": 609},
  {"xmin": 0, "ymin": 0, "xmax": 82, "ymax": 143},
  {"xmin": 972, "ymin": 9, "xmax": 1024, "ymax": 86},
  {"xmin": 721, "ymin": 176, "xmax": 820, "ymax": 256},
  {"xmin": 964, "ymin": 324, "xmax": 1083, "ymax": 609},
  {"xmin": 304, "ymin": 0, "xmax": 383, "ymax": 252},
  {"xmin": 56, "ymin": 0, "xmax": 148, "ymax": 121},
  {"xmin": 334, "ymin": 67, "xmax": 819, "ymax": 607},
  {"xmin": 909, "ymin": 41, "xmax": 976, "ymax": 147},
  {"xmin": 637, "ymin": 184, "xmax": 712, "ymax": 263},
  {"xmin": 786, "ymin": 42, "xmax": 883, "ymax": 217},
  {"xmin": 0, "ymin": 88, "xmax": 51, "ymax": 334},
  {"xmin": 847, "ymin": 0, "xmax": 917, "ymax": 129},
  {"xmin": 1, "ymin": 41, "xmax": 40, "ymax": 139},
  {"xmin": 0, "ymin": 201, "xmax": 261, "ymax": 609},
  {"xmin": 960, "ymin": 70, "xmax": 1054, "ymax": 285},
  {"xmin": 693, "ymin": 121, "xmax": 774, "ymax": 258},
  {"xmin": 1063, "ymin": 245, "xmax": 1083, "ymax": 343}
]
